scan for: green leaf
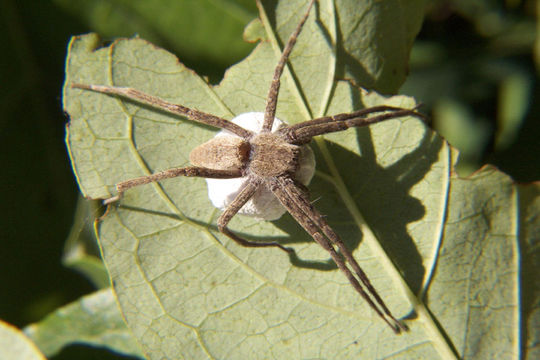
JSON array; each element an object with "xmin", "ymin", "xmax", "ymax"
[
  {"xmin": 53, "ymin": 0, "xmax": 257, "ymax": 68},
  {"xmin": 24, "ymin": 289, "xmax": 144, "ymax": 358},
  {"xmin": 495, "ymin": 72, "xmax": 532, "ymax": 151},
  {"xmin": 426, "ymin": 164, "xmax": 521, "ymax": 359},
  {"xmin": 518, "ymin": 183, "xmax": 540, "ymax": 360},
  {"xmin": 0, "ymin": 320, "xmax": 45, "ymax": 360},
  {"xmin": 433, "ymin": 98, "xmax": 491, "ymax": 176},
  {"xmin": 63, "ymin": 195, "xmax": 109, "ymax": 288},
  {"xmin": 64, "ymin": 0, "xmax": 527, "ymax": 358},
  {"xmin": 333, "ymin": 0, "xmax": 429, "ymax": 93}
]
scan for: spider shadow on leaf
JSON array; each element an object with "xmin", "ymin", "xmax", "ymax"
[
  {"xmin": 104, "ymin": 202, "xmax": 337, "ymax": 270},
  {"xmin": 271, "ymin": 121, "xmax": 444, "ymax": 295}
]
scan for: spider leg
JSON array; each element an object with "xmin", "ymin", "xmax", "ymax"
[
  {"xmin": 288, "ymin": 107, "xmax": 424, "ymax": 144},
  {"xmin": 217, "ymin": 178, "xmax": 294, "ymax": 253},
  {"xmin": 71, "ymin": 83, "xmax": 252, "ymax": 138},
  {"xmin": 269, "ymin": 175, "xmax": 406, "ymax": 333},
  {"xmin": 277, "ymin": 176, "xmax": 408, "ymax": 330},
  {"xmin": 105, "ymin": 167, "xmax": 242, "ymax": 205},
  {"xmin": 286, "ymin": 105, "xmax": 425, "ymax": 132},
  {"xmin": 259, "ymin": 0, "xmax": 316, "ymax": 132}
]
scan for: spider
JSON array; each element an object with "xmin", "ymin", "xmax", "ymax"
[{"xmin": 72, "ymin": 0, "xmax": 425, "ymax": 334}]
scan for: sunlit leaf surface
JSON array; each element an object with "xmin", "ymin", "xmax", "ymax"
[{"xmin": 64, "ymin": 0, "xmax": 525, "ymax": 359}]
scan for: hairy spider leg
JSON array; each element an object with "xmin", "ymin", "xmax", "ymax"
[
  {"xmin": 217, "ymin": 177, "xmax": 294, "ymax": 253},
  {"xmin": 286, "ymin": 105, "xmax": 425, "ymax": 132},
  {"xmin": 268, "ymin": 175, "xmax": 403, "ymax": 334},
  {"xmin": 103, "ymin": 167, "xmax": 242, "ymax": 204},
  {"xmin": 71, "ymin": 83, "xmax": 253, "ymax": 139},
  {"xmin": 291, "ymin": 108, "xmax": 425, "ymax": 144},
  {"xmin": 260, "ymin": 0, "xmax": 317, "ymax": 132},
  {"xmin": 276, "ymin": 175, "xmax": 408, "ymax": 332}
]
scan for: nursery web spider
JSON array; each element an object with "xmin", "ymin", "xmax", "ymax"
[{"xmin": 72, "ymin": 0, "xmax": 425, "ymax": 333}]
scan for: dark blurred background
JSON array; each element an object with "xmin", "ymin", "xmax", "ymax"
[{"xmin": 0, "ymin": 0, "xmax": 537, "ymax": 358}]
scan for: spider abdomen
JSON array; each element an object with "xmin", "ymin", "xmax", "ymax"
[
  {"xmin": 249, "ymin": 133, "xmax": 299, "ymax": 177},
  {"xmin": 189, "ymin": 137, "xmax": 250, "ymax": 171}
]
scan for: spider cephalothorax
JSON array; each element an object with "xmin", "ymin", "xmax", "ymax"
[
  {"xmin": 248, "ymin": 133, "xmax": 301, "ymax": 177},
  {"xmin": 71, "ymin": 0, "xmax": 425, "ymax": 334}
]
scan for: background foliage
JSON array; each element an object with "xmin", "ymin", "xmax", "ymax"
[{"xmin": 0, "ymin": 0, "xmax": 537, "ymax": 359}]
